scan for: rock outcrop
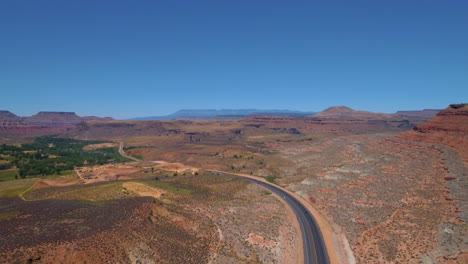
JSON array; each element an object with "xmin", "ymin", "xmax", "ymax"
[
  {"xmin": 399, "ymin": 104, "xmax": 468, "ymax": 162},
  {"xmin": 0, "ymin": 111, "xmax": 22, "ymax": 128},
  {"xmin": 396, "ymin": 109, "xmax": 442, "ymax": 118},
  {"xmin": 24, "ymin": 112, "xmax": 82, "ymax": 127},
  {"xmin": 244, "ymin": 115, "xmax": 417, "ymax": 134},
  {"xmin": 0, "ymin": 110, "xmax": 20, "ymax": 120},
  {"xmin": 67, "ymin": 121, "xmax": 171, "ymax": 139},
  {"xmin": 0, "ymin": 111, "xmax": 114, "ymax": 136},
  {"xmin": 311, "ymin": 106, "xmax": 396, "ymax": 120},
  {"xmin": 80, "ymin": 116, "xmax": 114, "ymax": 122}
]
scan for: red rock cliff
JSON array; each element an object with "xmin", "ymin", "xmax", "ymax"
[
  {"xmin": 399, "ymin": 104, "xmax": 468, "ymax": 162},
  {"xmin": 0, "ymin": 111, "xmax": 115, "ymax": 136}
]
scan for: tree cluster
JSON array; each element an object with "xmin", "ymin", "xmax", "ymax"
[{"xmin": 0, "ymin": 136, "xmax": 130, "ymax": 178}]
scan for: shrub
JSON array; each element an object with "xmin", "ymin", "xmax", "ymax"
[{"xmin": 265, "ymin": 176, "xmax": 278, "ymax": 184}]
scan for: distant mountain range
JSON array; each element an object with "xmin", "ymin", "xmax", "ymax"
[
  {"xmin": 128, "ymin": 109, "xmax": 318, "ymax": 120},
  {"xmin": 1, "ymin": 107, "xmax": 442, "ymax": 124},
  {"xmin": 0, "ymin": 111, "xmax": 113, "ymax": 135},
  {"xmin": 0, "ymin": 111, "xmax": 113, "ymax": 124},
  {"xmin": 310, "ymin": 106, "xmax": 442, "ymax": 120},
  {"xmin": 0, "ymin": 106, "xmax": 445, "ymax": 145},
  {"xmin": 395, "ymin": 109, "xmax": 443, "ymax": 118},
  {"xmin": 310, "ymin": 106, "xmax": 395, "ymax": 120}
]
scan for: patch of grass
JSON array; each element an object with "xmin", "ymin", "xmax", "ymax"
[
  {"xmin": 76, "ymin": 199, "xmax": 117, "ymax": 206},
  {"xmin": 265, "ymin": 176, "xmax": 278, "ymax": 184},
  {"xmin": 139, "ymin": 181, "xmax": 191, "ymax": 195},
  {"xmin": 23, "ymin": 181, "xmax": 129, "ymax": 201},
  {"xmin": 0, "ymin": 169, "xmax": 19, "ymax": 182},
  {"xmin": 0, "ymin": 178, "xmax": 36, "ymax": 198},
  {"xmin": 0, "ymin": 211, "xmax": 19, "ymax": 220},
  {"xmin": 77, "ymin": 199, "xmax": 95, "ymax": 204},
  {"xmin": 0, "ymin": 169, "xmax": 74, "ymax": 183},
  {"xmin": 132, "ymin": 154, "xmax": 144, "ymax": 160},
  {"xmin": 52, "ymin": 182, "xmax": 126, "ymax": 201},
  {"xmin": 42, "ymin": 170, "xmax": 75, "ymax": 179},
  {"xmin": 0, "ymin": 187, "xmax": 29, "ymax": 198}
]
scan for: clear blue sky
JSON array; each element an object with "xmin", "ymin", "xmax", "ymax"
[{"xmin": 1, "ymin": 0, "xmax": 467, "ymax": 119}]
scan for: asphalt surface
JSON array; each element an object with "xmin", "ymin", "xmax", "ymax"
[
  {"xmin": 115, "ymin": 157, "xmax": 330, "ymax": 263},
  {"xmin": 246, "ymin": 178, "xmax": 330, "ymax": 264}
]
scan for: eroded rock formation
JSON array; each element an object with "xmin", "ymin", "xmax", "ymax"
[
  {"xmin": 400, "ymin": 104, "xmax": 468, "ymax": 163},
  {"xmin": 0, "ymin": 111, "xmax": 114, "ymax": 136}
]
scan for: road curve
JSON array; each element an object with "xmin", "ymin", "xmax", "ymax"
[
  {"xmin": 114, "ymin": 145, "xmax": 330, "ymax": 264},
  {"xmin": 118, "ymin": 142, "xmax": 142, "ymax": 162},
  {"xmin": 207, "ymin": 171, "xmax": 330, "ymax": 264},
  {"xmin": 246, "ymin": 178, "xmax": 329, "ymax": 264}
]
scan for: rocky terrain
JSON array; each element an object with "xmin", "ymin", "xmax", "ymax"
[
  {"xmin": 244, "ymin": 116, "xmax": 416, "ymax": 134},
  {"xmin": 0, "ymin": 169, "xmax": 297, "ymax": 264},
  {"xmin": 396, "ymin": 109, "xmax": 442, "ymax": 118},
  {"xmin": 1, "ymin": 106, "xmax": 427, "ymax": 141},
  {"xmin": 23, "ymin": 112, "xmax": 83, "ymax": 127},
  {"xmin": 108, "ymin": 105, "xmax": 466, "ymax": 263},
  {"xmin": 270, "ymin": 133, "xmax": 466, "ymax": 263},
  {"xmin": 0, "ymin": 110, "xmax": 21, "ymax": 122},
  {"xmin": 1, "ymin": 104, "xmax": 465, "ymax": 263},
  {"xmin": 400, "ymin": 104, "xmax": 468, "ymax": 163},
  {"xmin": 311, "ymin": 106, "xmax": 396, "ymax": 120},
  {"xmin": 0, "ymin": 111, "xmax": 60, "ymax": 136},
  {"xmin": 64, "ymin": 111, "xmax": 420, "ymax": 143},
  {"xmin": 0, "ymin": 111, "xmax": 113, "ymax": 138},
  {"xmin": 264, "ymin": 104, "xmax": 467, "ymax": 263}
]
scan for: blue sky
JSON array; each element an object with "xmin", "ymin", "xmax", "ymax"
[{"xmin": 1, "ymin": 0, "xmax": 467, "ymax": 119}]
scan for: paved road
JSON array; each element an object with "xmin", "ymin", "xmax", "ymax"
[
  {"xmin": 245, "ymin": 178, "xmax": 330, "ymax": 264},
  {"xmin": 115, "ymin": 146, "xmax": 331, "ymax": 264}
]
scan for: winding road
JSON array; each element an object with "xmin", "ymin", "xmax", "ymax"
[
  {"xmin": 245, "ymin": 177, "xmax": 330, "ymax": 264},
  {"xmin": 118, "ymin": 143, "xmax": 330, "ymax": 264}
]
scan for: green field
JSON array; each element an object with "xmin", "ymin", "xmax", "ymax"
[
  {"xmin": 0, "ymin": 211, "xmax": 19, "ymax": 220},
  {"xmin": 0, "ymin": 169, "xmax": 18, "ymax": 182},
  {"xmin": 21, "ymin": 181, "xmax": 128, "ymax": 201},
  {"xmin": 139, "ymin": 180, "xmax": 192, "ymax": 195},
  {"xmin": 0, "ymin": 136, "xmax": 131, "ymax": 179},
  {"xmin": 0, "ymin": 178, "xmax": 36, "ymax": 198}
]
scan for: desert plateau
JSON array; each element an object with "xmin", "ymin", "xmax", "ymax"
[
  {"xmin": 0, "ymin": 104, "xmax": 466, "ymax": 263},
  {"xmin": 2, "ymin": 2, "xmax": 467, "ymax": 263}
]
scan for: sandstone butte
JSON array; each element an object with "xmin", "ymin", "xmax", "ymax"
[
  {"xmin": 311, "ymin": 106, "xmax": 396, "ymax": 120},
  {"xmin": 0, "ymin": 111, "xmax": 113, "ymax": 135},
  {"xmin": 399, "ymin": 103, "xmax": 468, "ymax": 163}
]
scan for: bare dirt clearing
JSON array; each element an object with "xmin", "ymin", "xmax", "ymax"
[
  {"xmin": 34, "ymin": 177, "xmax": 82, "ymax": 188},
  {"xmin": 75, "ymin": 163, "xmax": 141, "ymax": 183},
  {"xmin": 123, "ymin": 182, "xmax": 166, "ymax": 199}
]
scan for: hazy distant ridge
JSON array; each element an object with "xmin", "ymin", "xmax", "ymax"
[
  {"xmin": 129, "ymin": 109, "xmax": 317, "ymax": 120},
  {"xmin": 395, "ymin": 109, "xmax": 442, "ymax": 118}
]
